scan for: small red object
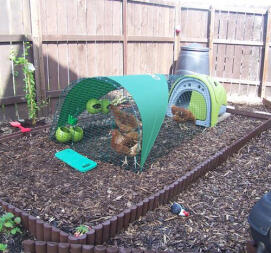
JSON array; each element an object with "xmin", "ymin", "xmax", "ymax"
[
  {"xmin": 10, "ymin": 121, "xmax": 31, "ymax": 133},
  {"xmin": 176, "ymin": 25, "xmax": 181, "ymax": 34},
  {"xmin": 179, "ymin": 209, "xmax": 190, "ymax": 217}
]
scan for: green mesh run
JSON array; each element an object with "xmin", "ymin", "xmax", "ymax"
[
  {"xmin": 50, "ymin": 75, "xmax": 207, "ymax": 172},
  {"xmin": 50, "ymin": 75, "xmax": 170, "ymax": 172}
]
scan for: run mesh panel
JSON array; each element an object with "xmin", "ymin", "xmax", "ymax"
[{"xmin": 50, "ymin": 75, "xmax": 206, "ymax": 172}]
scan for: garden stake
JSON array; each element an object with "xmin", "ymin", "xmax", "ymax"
[
  {"xmin": 123, "ymin": 209, "xmax": 131, "ymax": 229},
  {"xmin": 102, "ymin": 220, "xmax": 110, "ymax": 242},
  {"xmin": 136, "ymin": 202, "xmax": 143, "ymax": 219},
  {"xmin": 94, "ymin": 245, "xmax": 106, "ymax": 253},
  {"xmin": 23, "ymin": 239, "xmax": 35, "ymax": 253},
  {"xmin": 79, "ymin": 234, "xmax": 87, "ymax": 244},
  {"xmin": 94, "ymin": 224, "xmax": 103, "ymax": 245},
  {"xmin": 68, "ymin": 235, "xmax": 79, "ymax": 244},
  {"xmin": 70, "ymin": 243, "xmax": 82, "ymax": 253},
  {"xmin": 148, "ymin": 196, "xmax": 155, "ymax": 211},
  {"xmin": 47, "ymin": 242, "xmax": 58, "ymax": 253},
  {"xmin": 82, "ymin": 245, "xmax": 94, "ymax": 253},
  {"xmin": 109, "ymin": 216, "xmax": 117, "ymax": 238},
  {"xmin": 116, "ymin": 212, "xmax": 124, "ymax": 234},
  {"xmin": 86, "ymin": 229, "xmax": 95, "ymax": 245},
  {"xmin": 106, "ymin": 246, "xmax": 119, "ymax": 253},
  {"xmin": 58, "ymin": 243, "xmax": 69, "ymax": 253},
  {"xmin": 51, "ymin": 227, "xmax": 61, "ymax": 242},
  {"xmin": 130, "ymin": 205, "xmax": 137, "ymax": 223},
  {"xmin": 28, "ymin": 215, "xmax": 37, "ymax": 237},
  {"xmin": 43, "ymin": 223, "xmax": 52, "ymax": 241},
  {"xmin": 35, "ymin": 241, "xmax": 46, "ymax": 253},
  {"xmin": 60, "ymin": 231, "xmax": 69, "ymax": 243},
  {"xmin": 36, "ymin": 219, "xmax": 44, "ymax": 241},
  {"xmin": 142, "ymin": 199, "xmax": 149, "ymax": 216}
]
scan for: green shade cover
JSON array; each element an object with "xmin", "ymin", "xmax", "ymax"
[
  {"xmin": 54, "ymin": 74, "xmax": 169, "ymax": 169},
  {"xmin": 110, "ymin": 74, "xmax": 169, "ymax": 169}
]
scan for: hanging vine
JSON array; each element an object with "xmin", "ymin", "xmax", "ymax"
[{"xmin": 10, "ymin": 42, "xmax": 45, "ymax": 125}]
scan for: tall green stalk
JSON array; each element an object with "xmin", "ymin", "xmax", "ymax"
[{"xmin": 10, "ymin": 42, "xmax": 38, "ymax": 125}]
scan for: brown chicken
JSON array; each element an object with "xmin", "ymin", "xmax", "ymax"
[
  {"xmin": 109, "ymin": 104, "xmax": 141, "ymax": 133},
  {"xmin": 171, "ymin": 105, "xmax": 196, "ymax": 123},
  {"xmin": 111, "ymin": 129, "xmax": 140, "ymax": 157}
]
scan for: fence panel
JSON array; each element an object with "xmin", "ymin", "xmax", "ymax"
[{"xmin": 1, "ymin": 0, "xmax": 271, "ymax": 122}]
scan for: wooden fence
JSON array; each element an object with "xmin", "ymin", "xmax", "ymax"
[{"xmin": 0, "ymin": 0, "xmax": 271, "ymax": 122}]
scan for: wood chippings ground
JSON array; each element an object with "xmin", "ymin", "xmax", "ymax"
[
  {"xmin": 0, "ymin": 104, "xmax": 268, "ymax": 248},
  {"xmin": 107, "ymin": 127, "xmax": 271, "ymax": 252}
]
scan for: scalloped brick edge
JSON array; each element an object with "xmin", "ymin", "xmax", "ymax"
[{"xmin": 22, "ymin": 240, "xmax": 176, "ymax": 253}]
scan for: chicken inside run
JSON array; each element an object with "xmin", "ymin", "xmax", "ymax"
[{"xmin": 51, "ymin": 74, "xmax": 226, "ymax": 172}]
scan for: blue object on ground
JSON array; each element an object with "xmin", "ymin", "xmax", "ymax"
[{"xmin": 55, "ymin": 149, "xmax": 97, "ymax": 172}]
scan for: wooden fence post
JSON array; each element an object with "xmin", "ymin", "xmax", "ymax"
[
  {"xmin": 173, "ymin": 3, "xmax": 181, "ymax": 64},
  {"xmin": 123, "ymin": 0, "xmax": 128, "ymax": 75},
  {"xmin": 29, "ymin": 0, "xmax": 47, "ymax": 115},
  {"xmin": 208, "ymin": 6, "xmax": 215, "ymax": 75},
  {"xmin": 260, "ymin": 8, "xmax": 271, "ymax": 98}
]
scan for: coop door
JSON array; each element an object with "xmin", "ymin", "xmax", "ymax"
[{"xmin": 176, "ymin": 91, "xmax": 207, "ymax": 121}]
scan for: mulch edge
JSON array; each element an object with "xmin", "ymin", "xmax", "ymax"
[{"xmin": 1, "ymin": 110, "xmax": 271, "ymax": 253}]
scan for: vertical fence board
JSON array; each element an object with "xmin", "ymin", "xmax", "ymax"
[
  {"xmin": 0, "ymin": 44, "xmax": 17, "ymax": 120},
  {"xmin": 2, "ymin": 1, "xmax": 271, "ymax": 121},
  {"xmin": 261, "ymin": 9, "xmax": 271, "ymax": 98}
]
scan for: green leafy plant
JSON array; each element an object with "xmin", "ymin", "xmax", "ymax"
[
  {"xmin": 0, "ymin": 212, "xmax": 21, "ymax": 236},
  {"xmin": 0, "ymin": 243, "xmax": 7, "ymax": 252},
  {"xmin": 74, "ymin": 224, "xmax": 89, "ymax": 237},
  {"xmin": 10, "ymin": 42, "xmax": 46, "ymax": 125}
]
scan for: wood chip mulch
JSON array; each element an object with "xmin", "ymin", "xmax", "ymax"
[
  {"xmin": 0, "ymin": 109, "xmax": 264, "ymax": 239},
  {"xmin": 107, "ymin": 127, "xmax": 271, "ymax": 252}
]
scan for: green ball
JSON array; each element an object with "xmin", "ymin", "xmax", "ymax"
[
  {"xmin": 100, "ymin": 99, "xmax": 111, "ymax": 114},
  {"xmin": 69, "ymin": 126, "xmax": 84, "ymax": 142},
  {"xmin": 86, "ymin": 98, "xmax": 101, "ymax": 114},
  {"xmin": 55, "ymin": 127, "xmax": 72, "ymax": 143}
]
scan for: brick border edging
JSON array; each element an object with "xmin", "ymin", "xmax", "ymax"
[
  {"xmin": 22, "ymin": 240, "xmax": 174, "ymax": 253},
  {"xmin": 0, "ymin": 112, "xmax": 271, "ymax": 253}
]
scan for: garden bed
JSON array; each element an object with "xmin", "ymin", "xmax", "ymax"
[
  {"xmin": 0, "ymin": 206, "xmax": 33, "ymax": 253},
  {"xmin": 0, "ymin": 111, "xmax": 263, "ymax": 236},
  {"xmin": 107, "ymin": 127, "xmax": 271, "ymax": 252}
]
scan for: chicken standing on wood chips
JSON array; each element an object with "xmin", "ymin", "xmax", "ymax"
[
  {"xmin": 109, "ymin": 104, "xmax": 142, "ymax": 167},
  {"xmin": 171, "ymin": 105, "xmax": 196, "ymax": 123}
]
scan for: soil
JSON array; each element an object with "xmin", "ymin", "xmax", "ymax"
[
  {"xmin": 0, "ymin": 108, "xmax": 263, "ymax": 238},
  {"xmin": 107, "ymin": 126, "xmax": 271, "ymax": 252},
  {"xmin": 0, "ymin": 206, "xmax": 33, "ymax": 253}
]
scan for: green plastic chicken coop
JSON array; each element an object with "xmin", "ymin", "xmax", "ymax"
[{"xmin": 167, "ymin": 75, "xmax": 227, "ymax": 127}]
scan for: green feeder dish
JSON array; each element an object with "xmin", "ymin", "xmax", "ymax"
[
  {"xmin": 86, "ymin": 98, "xmax": 101, "ymax": 114},
  {"xmin": 55, "ymin": 126, "xmax": 72, "ymax": 143},
  {"xmin": 100, "ymin": 99, "xmax": 111, "ymax": 114},
  {"xmin": 70, "ymin": 126, "xmax": 84, "ymax": 142}
]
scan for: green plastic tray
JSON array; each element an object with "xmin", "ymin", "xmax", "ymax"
[{"xmin": 55, "ymin": 149, "xmax": 97, "ymax": 172}]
